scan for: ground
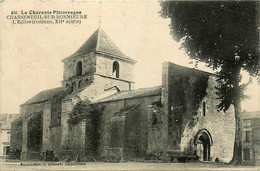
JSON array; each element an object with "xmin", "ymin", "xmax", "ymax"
[{"xmin": 0, "ymin": 161, "xmax": 259, "ymax": 171}]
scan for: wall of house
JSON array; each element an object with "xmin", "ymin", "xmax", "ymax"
[
  {"xmin": 252, "ymin": 119, "xmax": 260, "ymax": 166},
  {"xmin": 242, "ymin": 118, "xmax": 253, "ymax": 165},
  {"xmin": 0, "ymin": 129, "xmax": 11, "ymax": 156},
  {"xmin": 162, "ymin": 62, "xmax": 235, "ymax": 162},
  {"xmin": 243, "ymin": 118, "xmax": 260, "ymax": 166},
  {"xmin": 0, "ymin": 114, "xmax": 19, "ymax": 157}
]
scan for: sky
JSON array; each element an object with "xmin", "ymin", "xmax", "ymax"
[{"xmin": 0, "ymin": 1, "xmax": 259, "ymax": 114}]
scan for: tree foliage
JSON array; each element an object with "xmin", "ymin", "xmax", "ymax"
[
  {"xmin": 160, "ymin": 1, "xmax": 259, "ymax": 111},
  {"xmin": 160, "ymin": 1, "xmax": 259, "ymax": 165}
]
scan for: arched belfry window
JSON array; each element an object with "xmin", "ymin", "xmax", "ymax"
[
  {"xmin": 113, "ymin": 61, "xmax": 119, "ymax": 78},
  {"xmin": 76, "ymin": 61, "xmax": 82, "ymax": 76}
]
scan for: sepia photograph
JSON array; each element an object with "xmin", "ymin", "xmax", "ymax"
[{"xmin": 0, "ymin": 0, "xmax": 259, "ymax": 170}]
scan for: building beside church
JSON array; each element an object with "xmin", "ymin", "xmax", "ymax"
[
  {"xmin": 10, "ymin": 28, "xmax": 235, "ymax": 162},
  {"xmin": 0, "ymin": 114, "xmax": 19, "ymax": 159},
  {"xmin": 242, "ymin": 111, "xmax": 260, "ymax": 166}
]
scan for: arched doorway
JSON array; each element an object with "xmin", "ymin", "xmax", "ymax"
[{"xmin": 194, "ymin": 129, "xmax": 213, "ymax": 161}]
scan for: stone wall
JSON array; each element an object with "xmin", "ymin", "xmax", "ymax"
[
  {"xmin": 94, "ymin": 95, "xmax": 161, "ymax": 159},
  {"xmin": 10, "ymin": 118, "xmax": 23, "ymax": 150},
  {"xmin": 70, "ymin": 120, "xmax": 86, "ymax": 150},
  {"xmin": 20, "ymin": 103, "xmax": 44, "ymax": 119},
  {"xmin": 147, "ymin": 102, "xmax": 165, "ymax": 153},
  {"xmin": 62, "ymin": 53, "xmax": 134, "ymax": 92},
  {"xmin": 27, "ymin": 111, "xmax": 42, "ymax": 153},
  {"xmin": 42, "ymin": 103, "xmax": 51, "ymax": 153},
  {"xmin": 19, "ymin": 103, "xmax": 45, "ymax": 160},
  {"xmin": 163, "ymin": 62, "xmax": 235, "ymax": 162},
  {"xmin": 96, "ymin": 54, "xmax": 135, "ymax": 82},
  {"xmin": 252, "ymin": 119, "xmax": 260, "ymax": 166},
  {"xmin": 85, "ymin": 116, "xmax": 95, "ymax": 155},
  {"xmin": 75, "ymin": 76, "xmax": 132, "ymax": 103},
  {"xmin": 96, "ymin": 75, "xmax": 132, "ymax": 92},
  {"xmin": 63, "ymin": 53, "xmax": 96, "ymax": 81},
  {"xmin": 49, "ymin": 126, "xmax": 62, "ymax": 156},
  {"xmin": 60, "ymin": 98, "xmax": 76, "ymax": 150}
]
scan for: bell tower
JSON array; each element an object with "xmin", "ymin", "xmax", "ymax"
[{"xmin": 61, "ymin": 28, "xmax": 136, "ymax": 93}]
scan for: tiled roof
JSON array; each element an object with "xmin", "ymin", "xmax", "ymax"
[
  {"xmin": 93, "ymin": 86, "xmax": 161, "ymax": 104},
  {"xmin": 21, "ymin": 87, "xmax": 66, "ymax": 106},
  {"xmin": 65, "ymin": 28, "xmax": 135, "ymax": 62}
]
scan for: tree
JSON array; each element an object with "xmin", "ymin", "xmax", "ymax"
[{"xmin": 160, "ymin": 1, "xmax": 259, "ymax": 165}]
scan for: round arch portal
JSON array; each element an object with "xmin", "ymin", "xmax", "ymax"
[{"xmin": 194, "ymin": 129, "xmax": 213, "ymax": 161}]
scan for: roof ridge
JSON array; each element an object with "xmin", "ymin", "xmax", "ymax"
[
  {"xmin": 92, "ymin": 85, "xmax": 161, "ymax": 104},
  {"xmin": 62, "ymin": 28, "xmax": 136, "ymax": 62},
  {"xmin": 96, "ymin": 27, "xmax": 101, "ymax": 52},
  {"xmin": 116, "ymin": 85, "xmax": 161, "ymax": 93},
  {"xmin": 21, "ymin": 87, "xmax": 66, "ymax": 106}
]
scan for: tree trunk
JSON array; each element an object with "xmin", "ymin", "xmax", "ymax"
[
  {"xmin": 229, "ymin": 66, "xmax": 243, "ymax": 165},
  {"xmin": 229, "ymin": 98, "xmax": 243, "ymax": 165}
]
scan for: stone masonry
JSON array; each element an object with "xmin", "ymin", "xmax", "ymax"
[{"xmin": 10, "ymin": 28, "xmax": 235, "ymax": 163}]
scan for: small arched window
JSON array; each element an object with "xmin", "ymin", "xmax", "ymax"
[
  {"xmin": 78, "ymin": 80, "xmax": 82, "ymax": 89},
  {"xmin": 76, "ymin": 61, "xmax": 82, "ymax": 76},
  {"xmin": 65, "ymin": 83, "xmax": 69, "ymax": 88},
  {"xmin": 113, "ymin": 61, "xmax": 119, "ymax": 78}
]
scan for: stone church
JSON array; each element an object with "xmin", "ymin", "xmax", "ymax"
[{"xmin": 10, "ymin": 28, "xmax": 235, "ymax": 162}]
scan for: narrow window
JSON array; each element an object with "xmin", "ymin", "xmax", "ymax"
[
  {"xmin": 72, "ymin": 82, "xmax": 76, "ymax": 92},
  {"xmin": 76, "ymin": 61, "xmax": 82, "ymax": 76},
  {"xmin": 78, "ymin": 80, "xmax": 82, "ymax": 88},
  {"xmin": 113, "ymin": 61, "xmax": 119, "ymax": 78},
  {"xmin": 243, "ymin": 148, "xmax": 250, "ymax": 160},
  {"xmin": 246, "ymin": 131, "xmax": 250, "ymax": 142},
  {"xmin": 203, "ymin": 102, "xmax": 206, "ymax": 117},
  {"xmin": 65, "ymin": 83, "xmax": 69, "ymax": 88}
]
